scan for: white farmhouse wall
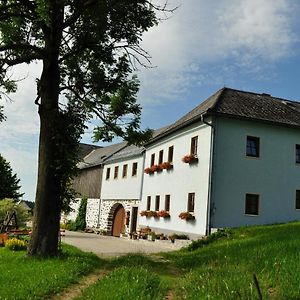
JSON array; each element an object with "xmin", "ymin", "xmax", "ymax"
[
  {"xmin": 211, "ymin": 117, "xmax": 300, "ymax": 228},
  {"xmin": 139, "ymin": 121, "xmax": 213, "ymax": 236},
  {"xmin": 61, "ymin": 199, "xmax": 80, "ymax": 223},
  {"xmin": 101, "ymin": 156, "xmax": 144, "ymax": 200}
]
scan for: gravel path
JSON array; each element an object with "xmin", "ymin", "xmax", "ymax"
[{"xmin": 61, "ymin": 230, "xmax": 187, "ymax": 257}]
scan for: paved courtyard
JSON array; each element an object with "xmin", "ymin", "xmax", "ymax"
[{"xmin": 61, "ymin": 230, "xmax": 189, "ymax": 257}]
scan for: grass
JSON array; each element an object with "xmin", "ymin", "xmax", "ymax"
[
  {"xmin": 2, "ymin": 222, "xmax": 300, "ymax": 299},
  {"xmin": 0, "ymin": 244, "xmax": 105, "ymax": 300}
]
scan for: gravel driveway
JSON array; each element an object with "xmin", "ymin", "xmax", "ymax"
[{"xmin": 61, "ymin": 230, "xmax": 188, "ymax": 257}]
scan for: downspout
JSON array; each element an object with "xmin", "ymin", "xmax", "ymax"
[
  {"xmin": 201, "ymin": 113, "xmax": 215, "ymax": 235},
  {"xmin": 136, "ymin": 149, "xmax": 146, "ymax": 231}
]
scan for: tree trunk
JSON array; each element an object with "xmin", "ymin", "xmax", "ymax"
[{"xmin": 28, "ymin": 2, "xmax": 64, "ymax": 256}]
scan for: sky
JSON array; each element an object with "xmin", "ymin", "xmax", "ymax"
[{"xmin": 1, "ymin": 0, "xmax": 300, "ymax": 201}]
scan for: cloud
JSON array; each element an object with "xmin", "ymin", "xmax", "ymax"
[{"xmin": 138, "ymin": 0, "xmax": 298, "ymax": 105}]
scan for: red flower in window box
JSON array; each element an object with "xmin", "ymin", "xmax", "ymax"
[
  {"xmin": 144, "ymin": 167, "xmax": 154, "ymax": 174},
  {"xmin": 157, "ymin": 210, "xmax": 170, "ymax": 218},
  {"xmin": 182, "ymin": 154, "xmax": 198, "ymax": 164},
  {"xmin": 151, "ymin": 164, "xmax": 162, "ymax": 172},
  {"xmin": 140, "ymin": 210, "xmax": 149, "ymax": 217},
  {"xmin": 149, "ymin": 210, "xmax": 158, "ymax": 217},
  {"xmin": 160, "ymin": 162, "xmax": 173, "ymax": 170},
  {"xmin": 178, "ymin": 212, "xmax": 195, "ymax": 220}
]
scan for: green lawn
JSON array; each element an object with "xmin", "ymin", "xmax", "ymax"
[
  {"xmin": 2, "ymin": 222, "xmax": 300, "ymax": 299},
  {"xmin": 78, "ymin": 222, "xmax": 300, "ymax": 299},
  {"xmin": 0, "ymin": 244, "xmax": 104, "ymax": 300}
]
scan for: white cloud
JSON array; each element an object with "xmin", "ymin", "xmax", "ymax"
[{"xmin": 139, "ymin": 0, "xmax": 298, "ymax": 105}]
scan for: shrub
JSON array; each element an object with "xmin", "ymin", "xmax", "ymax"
[
  {"xmin": 5, "ymin": 238, "xmax": 27, "ymax": 251},
  {"xmin": 187, "ymin": 228, "xmax": 232, "ymax": 251}
]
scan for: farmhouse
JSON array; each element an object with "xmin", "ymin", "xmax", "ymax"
[{"xmin": 71, "ymin": 87, "xmax": 300, "ymax": 238}]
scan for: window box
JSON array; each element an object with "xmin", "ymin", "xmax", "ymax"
[
  {"xmin": 179, "ymin": 212, "xmax": 195, "ymax": 221},
  {"xmin": 160, "ymin": 161, "xmax": 173, "ymax": 170},
  {"xmin": 151, "ymin": 164, "xmax": 162, "ymax": 172},
  {"xmin": 140, "ymin": 210, "xmax": 158, "ymax": 218},
  {"xmin": 157, "ymin": 210, "xmax": 170, "ymax": 218},
  {"xmin": 182, "ymin": 154, "xmax": 198, "ymax": 164},
  {"xmin": 144, "ymin": 167, "xmax": 154, "ymax": 175}
]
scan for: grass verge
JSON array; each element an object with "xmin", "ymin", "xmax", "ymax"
[{"xmin": 0, "ymin": 244, "xmax": 104, "ymax": 300}]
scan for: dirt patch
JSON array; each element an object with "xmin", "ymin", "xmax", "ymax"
[{"xmin": 50, "ymin": 269, "xmax": 109, "ymax": 300}]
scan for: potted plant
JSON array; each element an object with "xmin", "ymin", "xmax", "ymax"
[
  {"xmin": 179, "ymin": 212, "xmax": 195, "ymax": 221},
  {"xmin": 151, "ymin": 164, "xmax": 162, "ymax": 173},
  {"xmin": 157, "ymin": 210, "xmax": 170, "ymax": 218},
  {"xmin": 182, "ymin": 154, "xmax": 198, "ymax": 164},
  {"xmin": 140, "ymin": 210, "xmax": 149, "ymax": 217},
  {"xmin": 148, "ymin": 210, "xmax": 158, "ymax": 217},
  {"xmin": 160, "ymin": 161, "xmax": 173, "ymax": 170},
  {"xmin": 144, "ymin": 167, "xmax": 154, "ymax": 174}
]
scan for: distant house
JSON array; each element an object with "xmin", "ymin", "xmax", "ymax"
[
  {"xmin": 139, "ymin": 87, "xmax": 300, "ymax": 238},
  {"xmin": 70, "ymin": 143, "xmax": 126, "ymax": 227},
  {"xmin": 72, "ymin": 87, "xmax": 300, "ymax": 238}
]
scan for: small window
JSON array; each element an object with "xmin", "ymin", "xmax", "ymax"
[
  {"xmin": 105, "ymin": 168, "xmax": 110, "ymax": 180},
  {"xmin": 245, "ymin": 194, "xmax": 259, "ymax": 215},
  {"xmin": 114, "ymin": 166, "xmax": 119, "ymax": 179},
  {"xmin": 146, "ymin": 196, "xmax": 151, "ymax": 211},
  {"xmin": 246, "ymin": 136, "xmax": 260, "ymax": 157},
  {"xmin": 122, "ymin": 164, "xmax": 128, "ymax": 178},
  {"xmin": 155, "ymin": 195, "xmax": 160, "ymax": 211},
  {"xmin": 165, "ymin": 195, "xmax": 170, "ymax": 211},
  {"xmin": 151, "ymin": 153, "xmax": 155, "ymax": 166},
  {"xmin": 296, "ymin": 145, "xmax": 300, "ymax": 164},
  {"xmin": 296, "ymin": 190, "xmax": 300, "ymax": 209},
  {"xmin": 132, "ymin": 162, "xmax": 138, "ymax": 176},
  {"xmin": 191, "ymin": 136, "xmax": 198, "ymax": 155},
  {"xmin": 168, "ymin": 146, "xmax": 174, "ymax": 163},
  {"xmin": 158, "ymin": 150, "xmax": 164, "ymax": 164},
  {"xmin": 187, "ymin": 193, "xmax": 195, "ymax": 213}
]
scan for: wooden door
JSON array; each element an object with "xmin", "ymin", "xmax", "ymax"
[
  {"xmin": 112, "ymin": 205, "xmax": 125, "ymax": 237},
  {"xmin": 130, "ymin": 207, "xmax": 138, "ymax": 233}
]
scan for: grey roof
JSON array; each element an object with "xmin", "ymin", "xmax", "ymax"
[
  {"xmin": 150, "ymin": 87, "xmax": 300, "ymax": 143},
  {"xmin": 79, "ymin": 143, "xmax": 102, "ymax": 159},
  {"xmin": 104, "ymin": 126, "xmax": 170, "ymax": 163},
  {"xmin": 78, "ymin": 142, "xmax": 127, "ymax": 169}
]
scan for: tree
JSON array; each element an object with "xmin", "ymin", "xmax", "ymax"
[
  {"xmin": 0, "ymin": 198, "xmax": 31, "ymax": 227},
  {"xmin": 0, "ymin": 1, "xmax": 173, "ymax": 256},
  {"xmin": 0, "ymin": 154, "xmax": 23, "ymax": 200}
]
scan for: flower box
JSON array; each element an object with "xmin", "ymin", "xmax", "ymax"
[
  {"xmin": 144, "ymin": 167, "xmax": 154, "ymax": 174},
  {"xmin": 182, "ymin": 154, "xmax": 198, "ymax": 164},
  {"xmin": 157, "ymin": 210, "xmax": 170, "ymax": 218},
  {"xmin": 151, "ymin": 164, "xmax": 162, "ymax": 172},
  {"xmin": 178, "ymin": 212, "xmax": 195, "ymax": 221},
  {"xmin": 160, "ymin": 161, "xmax": 173, "ymax": 170}
]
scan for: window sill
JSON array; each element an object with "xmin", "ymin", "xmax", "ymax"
[{"xmin": 244, "ymin": 214, "xmax": 259, "ymax": 217}]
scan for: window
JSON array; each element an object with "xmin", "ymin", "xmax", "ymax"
[
  {"xmin": 158, "ymin": 150, "xmax": 164, "ymax": 164},
  {"xmin": 245, "ymin": 194, "xmax": 259, "ymax": 215},
  {"xmin": 296, "ymin": 190, "xmax": 300, "ymax": 209},
  {"xmin": 187, "ymin": 193, "xmax": 195, "ymax": 213},
  {"xmin": 122, "ymin": 164, "xmax": 128, "ymax": 178},
  {"xmin": 132, "ymin": 162, "xmax": 138, "ymax": 176},
  {"xmin": 191, "ymin": 136, "xmax": 198, "ymax": 155},
  {"xmin": 151, "ymin": 153, "xmax": 155, "ymax": 166},
  {"xmin": 165, "ymin": 195, "xmax": 170, "ymax": 211},
  {"xmin": 114, "ymin": 166, "xmax": 119, "ymax": 179},
  {"xmin": 168, "ymin": 146, "xmax": 174, "ymax": 163},
  {"xmin": 105, "ymin": 168, "xmax": 110, "ymax": 180},
  {"xmin": 155, "ymin": 195, "xmax": 160, "ymax": 211},
  {"xmin": 246, "ymin": 136, "xmax": 260, "ymax": 157},
  {"xmin": 296, "ymin": 145, "xmax": 300, "ymax": 164},
  {"xmin": 146, "ymin": 196, "xmax": 151, "ymax": 211}
]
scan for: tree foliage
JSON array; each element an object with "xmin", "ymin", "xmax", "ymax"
[
  {"xmin": 0, "ymin": 0, "xmax": 173, "ymax": 256},
  {"xmin": 0, "ymin": 198, "xmax": 31, "ymax": 227},
  {"xmin": 0, "ymin": 154, "xmax": 23, "ymax": 200}
]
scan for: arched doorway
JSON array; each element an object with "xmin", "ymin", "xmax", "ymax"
[{"xmin": 112, "ymin": 204, "xmax": 125, "ymax": 237}]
